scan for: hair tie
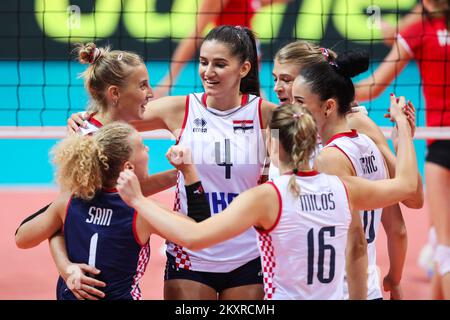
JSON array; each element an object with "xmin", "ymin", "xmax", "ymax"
[
  {"xmin": 117, "ymin": 52, "xmax": 123, "ymax": 61},
  {"xmin": 292, "ymin": 168, "xmax": 298, "ymax": 175},
  {"xmin": 320, "ymin": 47, "xmax": 330, "ymax": 58},
  {"xmin": 320, "ymin": 47, "xmax": 338, "ymax": 68},
  {"xmin": 292, "ymin": 112, "xmax": 304, "ymax": 119},
  {"xmin": 89, "ymin": 47, "xmax": 102, "ymax": 64},
  {"xmin": 234, "ymin": 25, "xmax": 244, "ymax": 40}
]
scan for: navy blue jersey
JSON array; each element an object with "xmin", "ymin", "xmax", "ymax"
[{"xmin": 57, "ymin": 189, "xmax": 150, "ymax": 300}]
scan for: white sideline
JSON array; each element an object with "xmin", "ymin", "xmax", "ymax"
[{"xmin": 0, "ymin": 127, "xmax": 175, "ymax": 139}]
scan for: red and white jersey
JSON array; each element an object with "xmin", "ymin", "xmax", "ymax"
[
  {"xmin": 268, "ymin": 106, "xmax": 365, "ymax": 180},
  {"xmin": 259, "ymin": 172, "xmax": 351, "ymax": 300},
  {"xmin": 167, "ymin": 92, "xmax": 266, "ymax": 272},
  {"xmin": 79, "ymin": 112, "xmax": 103, "ymax": 136},
  {"xmin": 268, "ymin": 139, "xmax": 322, "ymax": 180},
  {"xmin": 213, "ymin": 0, "xmax": 258, "ymax": 28},
  {"xmin": 399, "ymin": 17, "xmax": 450, "ymax": 133},
  {"xmin": 325, "ymin": 130, "xmax": 388, "ymax": 300}
]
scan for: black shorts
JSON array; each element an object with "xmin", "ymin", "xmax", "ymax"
[
  {"xmin": 426, "ymin": 140, "xmax": 450, "ymax": 170},
  {"xmin": 164, "ymin": 253, "xmax": 263, "ymax": 293}
]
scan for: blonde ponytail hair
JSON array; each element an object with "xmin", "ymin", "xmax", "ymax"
[
  {"xmin": 275, "ymin": 40, "xmax": 336, "ymax": 70},
  {"xmin": 269, "ymin": 104, "xmax": 318, "ymax": 196},
  {"xmin": 76, "ymin": 42, "xmax": 144, "ymax": 113},
  {"xmin": 52, "ymin": 122, "xmax": 135, "ymax": 200}
]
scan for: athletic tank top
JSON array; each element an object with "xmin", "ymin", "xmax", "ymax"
[
  {"xmin": 268, "ymin": 106, "xmax": 366, "ymax": 180},
  {"xmin": 268, "ymin": 138, "xmax": 322, "ymax": 180},
  {"xmin": 325, "ymin": 130, "xmax": 388, "ymax": 299},
  {"xmin": 213, "ymin": 0, "xmax": 258, "ymax": 28},
  {"xmin": 79, "ymin": 112, "xmax": 103, "ymax": 135},
  {"xmin": 167, "ymin": 92, "xmax": 266, "ymax": 272},
  {"xmin": 259, "ymin": 172, "xmax": 351, "ymax": 299},
  {"xmin": 57, "ymin": 189, "xmax": 150, "ymax": 300}
]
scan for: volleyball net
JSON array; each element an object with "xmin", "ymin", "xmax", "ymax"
[{"xmin": 0, "ymin": 0, "xmax": 449, "ymax": 139}]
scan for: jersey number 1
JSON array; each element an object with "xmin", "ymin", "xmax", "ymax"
[
  {"xmin": 89, "ymin": 233, "xmax": 98, "ymax": 268},
  {"xmin": 307, "ymin": 226, "xmax": 336, "ymax": 285}
]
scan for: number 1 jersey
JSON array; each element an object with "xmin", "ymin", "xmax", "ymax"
[{"xmin": 58, "ymin": 190, "xmax": 150, "ymax": 300}]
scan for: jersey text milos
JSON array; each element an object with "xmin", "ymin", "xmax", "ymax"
[{"xmin": 259, "ymin": 172, "xmax": 351, "ymax": 299}]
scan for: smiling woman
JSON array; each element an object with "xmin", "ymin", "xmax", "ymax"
[
  {"xmin": 76, "ymin": 43, "xmax": 153, "ymax": 126},
  {"xmin": 67, "ymin": 25, "xmax": 277, "ymax": 301}
]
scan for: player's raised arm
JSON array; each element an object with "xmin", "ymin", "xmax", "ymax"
[
  {"xmin": 117, "ymin": 169, "xmax": 277, "ymax": 250},
  {"xmin": 342, "ymin": 95, "xmax": 418, "ymax": 210}
]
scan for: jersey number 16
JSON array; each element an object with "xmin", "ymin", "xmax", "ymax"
[{"xmin": 307, "ymin": 226, "xmax": 336, "ymax": 285}]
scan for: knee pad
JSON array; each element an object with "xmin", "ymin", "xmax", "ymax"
[{"xmin": 434, "ymin": 244, "xmax": 450, "ymax": 276}]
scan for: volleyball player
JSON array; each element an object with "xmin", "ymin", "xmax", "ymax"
[
  {"xmin": 72, "ymin": 43, "xmax": 177, "ymax": 195},
  {"xmin": 68, "ymin": 25, "xmax": 277, "ymax": 300},
  {"xmin": 16, "ymin": 43, "xmax": 177, "ymax": 299},
  {"xmin": 116, "ymin": 97, "xmax": 418, "ymax": 300},
  {"xmin": 290, "ymin": 51, "xmax": 419, "ymax": 300},
  {"xmin": 15, "ymin": 122, "xmax": 191, "ymax": 300},
  {"xmin": 272, "ymin": 41, "xmax": 422, "ymax": 299},
  {"xmin": 355, "ymin": 0, "xmax": 450, "ymax": 299}
]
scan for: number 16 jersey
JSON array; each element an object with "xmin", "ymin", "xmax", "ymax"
[
  {"xmin": 166, "ymin": 93, "xmax": 266, "ymax": 273},
  {"xmin": 259, "ymin": 172, "xmax": 352, "ymax": 300}
]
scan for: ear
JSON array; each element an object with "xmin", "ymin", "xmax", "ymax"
[
  {"xmin": 324, "ymin": 98, "xmax": 338, "ymax": 116},
  {"xmin": 240, "ymin": 60, "xmax": 251, "ymax": 79},
  {"xmin": 123, "ymin": 161, "xmax": 134, "ymax": 171},
  {"xmin": 107, "ymin": 85, "xmax": 120, "ymax": 104}
]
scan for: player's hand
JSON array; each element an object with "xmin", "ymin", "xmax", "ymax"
[
  {"xmin": 386, "ymin": 96, "xmax": 415, "ymax": 150},
  {"xmin": 166, "ymin": 146, "xmax": 199, "ymax": 184},
  {"xmin": 67, "ymin": 112, "xmax": 87, "ymax": 133},
  {"xmin": 385, "ymin": 94, "xmax": 407, "ymax": 123},
  {"xmin": 383, "ymin": 274, "xmax": 403, "ymax": 300},
  {"xmin": 63, "ymin": 263, "xmax": 106, "ymax": 300},
  {"xmin": 404, "ymin": 100, "xmax": 416, "ymax": 137},
  {"xmin": 117, "ymin": 169, "xmax": 145, "ymax": 208},
  {"xmin": 166, "ymin": 145, "xmax": 193, "ymax": 171}
]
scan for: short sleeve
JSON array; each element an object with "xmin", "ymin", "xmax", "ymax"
[{"xmin": 398, "ymin": 20, "xmax": 425, "ymax": 58}]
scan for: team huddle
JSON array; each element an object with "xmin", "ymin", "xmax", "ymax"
[{"xmin": 13, "ymin": 10, "xmax": 450, "ymax": 300}]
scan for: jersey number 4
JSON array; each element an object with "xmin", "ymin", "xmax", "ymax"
[
  {"xmin": 215, "ymin": 139, "xmax": 233, "ymax": 179},
  {"xmin": 307, "ymin": 226, "xmax": 336, "ymax": 285}
]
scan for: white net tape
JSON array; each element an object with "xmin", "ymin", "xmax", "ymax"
[{"xmin": 0, "ymin": 126, "xmax": 449, "ymax": 140}]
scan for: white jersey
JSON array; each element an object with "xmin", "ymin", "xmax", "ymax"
[
  {"xmin": 260, "ymin": 172, "xmax": 351, "ymax": 300},
  {"xmin": 167, "ymin": 93, "xmax": 266, "ymax": 272},
  {"xmin": 268, "ymin": 139, "xmax": 322, "ymax": 180},
  {"xmin": 325, "ymin": 130, "xmax": 388, "ymax": 299},
  {"xmin": 268, "ymin": 105, "xmax": 365, "ymax": 180},
  {"xmin": 79, "ymin": 112, "xmax": 103, "ymax": 136}
]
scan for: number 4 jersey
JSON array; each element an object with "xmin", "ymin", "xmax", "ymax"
[
  {"xmin": 167, "ymin": 93, "xmax": 266, "ymax": 272},
  {"xmin": 259, "ymin": 172, "xmax": 352, "ymax": 300}
]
